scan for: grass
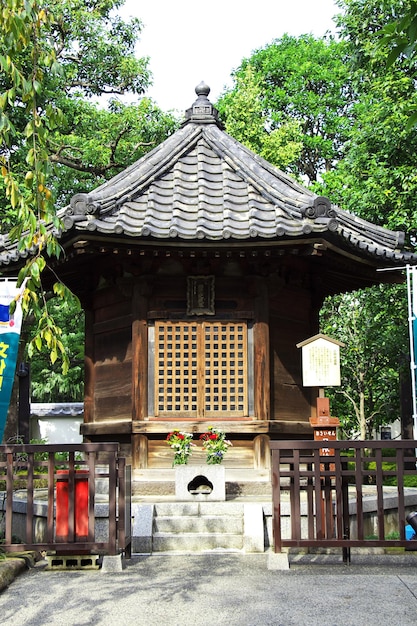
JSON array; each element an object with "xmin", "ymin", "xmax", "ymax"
[{"xmin": 341, "ymin": 448, "xmax": 417, "ymax": 487}]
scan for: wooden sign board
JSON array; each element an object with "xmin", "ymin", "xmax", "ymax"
[{"xmin": 296, "ymin": 334, "xmax": 344, "ymax": 388}]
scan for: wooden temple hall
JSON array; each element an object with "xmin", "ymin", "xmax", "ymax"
[{"xmin": 1, "ymin": 83, "xmax": 416, "ymax": 486}]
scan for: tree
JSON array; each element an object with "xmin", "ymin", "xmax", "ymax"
[
  {"xmin": 48, "ymin": 96, "xmax": 177, "ymax": 206},
  {"xmin": 29, "ymin": 297, "xmax": 84, "ymax": 402},
  {"xmin": 0, "ymin": 0, "xmax": 178, "ymax": 375},
  {"xmin": 376, "ymin": 1, "xmax": 417, "ymax": 128},
  {"xmin": 217, "ymin": 65, "xmax": 303, "ymax": 172},
  {"xmin": 323, "ymin": 0, "xmax": 417, "ymax": 240},
  {"xmin": 311, "ymin": 2, "xmax": 417, "ymax": 439},
  {"xmin": 320, "ymin": 284, "xmax": 408, "ymax": 439},
  {"xmin": 217, "ymin": 34, "xmax": 353, "ymax": 183},
  {"xmin": 318, "ymin": 72, "xmax": 417, "ymax": 238},
  {"xmin": 378, "ymin": 0, "xmax": 417, "ymax": 66}
]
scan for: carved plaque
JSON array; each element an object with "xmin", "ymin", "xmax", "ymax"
[{"xmin": 187, "ymin": 276, "xmax": 215, "ymax": 316}]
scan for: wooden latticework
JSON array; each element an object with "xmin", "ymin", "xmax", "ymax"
[{"xmin": 155, "ymin": 320, "xmax": 247, "ymax": 418}]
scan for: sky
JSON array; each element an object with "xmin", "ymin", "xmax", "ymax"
[{"xmin": 119, "ymin": 0, "xmax": 340, "ymax": 113}]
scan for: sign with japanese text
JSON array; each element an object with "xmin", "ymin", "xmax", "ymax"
[
  {"xmin": 297, "ymin": 334, "xmax": 344, "ymax": 388},
  {"xmin": 0, "ymin": 280, "xmax": 25, "ymax": 442}
]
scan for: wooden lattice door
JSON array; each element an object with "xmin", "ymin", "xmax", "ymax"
[{"xmin": 154, "ymin": 320, "xmax": 248, "ymax": 418}]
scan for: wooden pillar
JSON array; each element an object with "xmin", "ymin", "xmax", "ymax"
[
  {"xmin": 254, "ymin": 434, "xmax": 271, "ymax": 470},
  {"xmin": 132, "ymin": 277, "xmax": 150, "ymax": 422},
  {"xmin": 132, "ymin": 434, "xmax": 148, "ymax": 470},
  {"xmin": 252, "ymin": 277, "xmax": 270, "ymax": 421},
  {"xmin": 83, "ymin": 307, "xmax": 95, "ymax": 425}
]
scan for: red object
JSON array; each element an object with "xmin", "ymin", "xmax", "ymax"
[{"xmin": 55, "ymin": 470, "xmax": 89, "ymax": 540}]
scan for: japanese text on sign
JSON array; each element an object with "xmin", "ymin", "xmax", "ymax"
[
  {"xmin": 300, "ymin": 338, "xmax": 342, "ymax": 387},
  {"xmin": 0, "ymin": 341, "xmax": 9, "ymax": 390}
]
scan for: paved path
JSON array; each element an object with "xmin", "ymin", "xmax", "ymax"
[{"xmin": 1, "ymin": 553, "xmax": 417, "ymax": 625}]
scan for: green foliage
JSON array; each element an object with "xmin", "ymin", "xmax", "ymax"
[
  {"xmin": 217, "ymin": 65, "xmax": 303, "ymax": 170},
  {"xmin": 28, "ymin": 297, "xmax": 84, "ymax": 402},
  {"xmin": 49, "ymin": 96, "xmax": 178, "ymax": 205},
  {"xmin": 376, "ymin": 0, "xmax": 417, "ymax": 128},
  {"xmin": 0, "ymin": 0, "xmax": 177, "ymax": 385},
  {"xmin": 320, "ymin": 284, "xmax": 408, "ymax": 439},
  {"xmin": 218, "ymin": 34, "xmax": 352, "ymax": 182},
  {"xmin": 323, "ymin": 0, "xmax": 417, "ymax": 239}
]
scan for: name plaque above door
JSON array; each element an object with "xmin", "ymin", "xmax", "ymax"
[{"xmin": 187, "ymin": 276, "xmax": 215, "ymax": 316}]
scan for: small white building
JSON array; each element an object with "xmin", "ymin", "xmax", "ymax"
[{"xmin": 30, "ymin": 402, "xmax": 83, "ymax": 444}]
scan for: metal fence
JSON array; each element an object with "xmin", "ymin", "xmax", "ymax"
[
  {"xmin": 270, "ymin": 439, "xmax": 417, "ymax": 560},
  {"xmin": 0, "ymin": 443, "xmax": 131, "ymax": 557}
]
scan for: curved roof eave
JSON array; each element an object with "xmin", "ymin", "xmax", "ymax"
[{"xmin": 0, "ymin": 82, "xmax": 416, "ymax": 269}]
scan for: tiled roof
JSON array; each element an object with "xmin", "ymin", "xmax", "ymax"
[
  {"xmin": 0, "ymin": 82, "xmax": 416, "ymax": 266},
  {"xmin": 30, "ymin": 402, "xmax": 84, "ymax": 417},
  {"xmin": 64, "ymin": 123, "xmax": 319, "ymax": 240}
]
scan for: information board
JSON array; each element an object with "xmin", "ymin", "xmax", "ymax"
[{"xmin": 297, "ymin": 334, "xmax": 343, "ymax": 388}]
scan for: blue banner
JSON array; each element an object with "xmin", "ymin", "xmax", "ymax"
[{"xmin": 0, "ymin": 280, "xmax": 25, "ymax": 442}]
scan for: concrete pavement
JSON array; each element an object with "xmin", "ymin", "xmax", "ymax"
[{"xmin": 1, "ymin": 552, "xmax": 417, "ymax": 625}]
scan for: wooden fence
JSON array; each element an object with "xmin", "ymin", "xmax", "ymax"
[
  {"xmin": 0, "ymin": 442, "xmax": 131, "ymax": 557},
  {"xmin": 270, "ymin": 439, "xmax": 417, "ymax": 561}
]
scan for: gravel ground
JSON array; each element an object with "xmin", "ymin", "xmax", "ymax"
[{"xmin": 1, "ymin": 552, "xmax": 417, "ymax": 625}]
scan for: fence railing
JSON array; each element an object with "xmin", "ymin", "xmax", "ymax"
[
  {"xmin": 270, "ymin": 440, "xmax": 417, "ymax": 560},
  {"xmin": 0, "ymin": 443, "xmax": 131, "ymax": 557}
]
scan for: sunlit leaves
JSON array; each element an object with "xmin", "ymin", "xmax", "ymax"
[
  {"xmin": 320, "ymin": 1, "xmax": 417, "ymax": 239},
  {"xmin": 320, "ymin": 284, "xmax": 407, "ymax": 439},
  {"xmin": 378, "ymin": 0, "xmax": 417, "ymax": 67},
  {"xmin": 218, "ymin": 35, "xmax": 352, "ymax": 183},
  {"xmin": 0, "ymin": 0, "xmax": 167, "ymax": 378}
]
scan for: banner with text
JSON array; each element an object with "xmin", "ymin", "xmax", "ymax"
[{"xmin": 0, "ymin": 280, "xmax": 25, "ymax": 442}]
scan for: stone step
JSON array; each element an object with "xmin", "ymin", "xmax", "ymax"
[
  {"xmin": 152, "ymin": 532, "xmax": 244, "ymax": 552},
  {"xmin": 153, "ymin": 515, "xmax": 243, "ymax": 534},
  {"xmin": 152, "ymin": 501, "xmax": 246, "ymax": 553},
  {"xmin": 132, "ymin": 501, "xmax": 265, "ymax": 554},
  {"xmin": 153, "ymin": 502, "xmax": 244, "ymax": 517}
]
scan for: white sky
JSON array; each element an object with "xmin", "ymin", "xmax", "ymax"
[{"xmin": 119, "ymin": 0, "xmax": 340, "ymax": 113}]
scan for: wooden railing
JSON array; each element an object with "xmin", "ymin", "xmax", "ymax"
[
  {"xmin": 270, "ymin": 440, "xmax": 417, "ymax": 560},
  {"xmin": 0, "ymin": 443, "xmax": 131, "ymax": 557}
]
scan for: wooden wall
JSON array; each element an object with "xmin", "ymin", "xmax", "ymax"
[
  {"xmin": 82, "ymin": 252, "xmax": 317, "ymax": 468},
  {"xmin": 87, "ymin": 280, "xmax": 133, "ymax": 423},
  {"xmin": 269, "ymin": 281, "xmax": 316, "ymax": 424}
]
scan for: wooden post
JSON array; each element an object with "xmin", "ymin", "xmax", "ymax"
[
  {"xmin": 83, "ymin": 307, "xmax": 95, "ymax": 425},
  {"xmin": 132, "ymin": 278, "xmax": 150, "ymax": 422},
  {"xmin": 252, "ymin": 277, "xmax": 270, "ymax": 421},
  {"xmin": 132, "ymin": 434, "xmax": 148, "ymax": 470},
  {"xmin": 309, "ymin": 396, "xmax": 339, "ymax": 539},
  {"xmin": 254, "ymin": 434, "xmax": 271, "ymax": 470},
  {"xmin": 309, "ymin": 396, "xmax": 340, "ymax": 459}
]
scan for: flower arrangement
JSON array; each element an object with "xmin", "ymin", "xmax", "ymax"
[
  {"xmin": 166, "ymin": 430, "xmax": 195, "ymax": 466},
  {"xmin": 199, "ymin": 426, "xmax": 232, "ymax": 465}
]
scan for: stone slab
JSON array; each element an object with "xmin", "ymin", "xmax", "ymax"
[
  {"xmin": 267, "ymin": 551, "xmax": 290, "ymax": 570},
  {"xmin": 175, "ymin": 465, "xmax": 226, "ymax": 501},
  {"xmin": 131, "ymin": 503, "xmax": 153, "ymax": 554},
  {"xmin": 243, "ymin": 503, "xmax": 264, "ymax": 553},
  {"xmin": 101, "ymin": 554, "xmax": 124, "ymax": 573}
]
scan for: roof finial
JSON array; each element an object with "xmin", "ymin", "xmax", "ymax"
[
  {"xmin": 195, "ymin": 81, "xmax": 210, "ymax": 98},
  {"xmin": 182, "ymin": 82, "xmax": 224, "ymax": 128}
]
